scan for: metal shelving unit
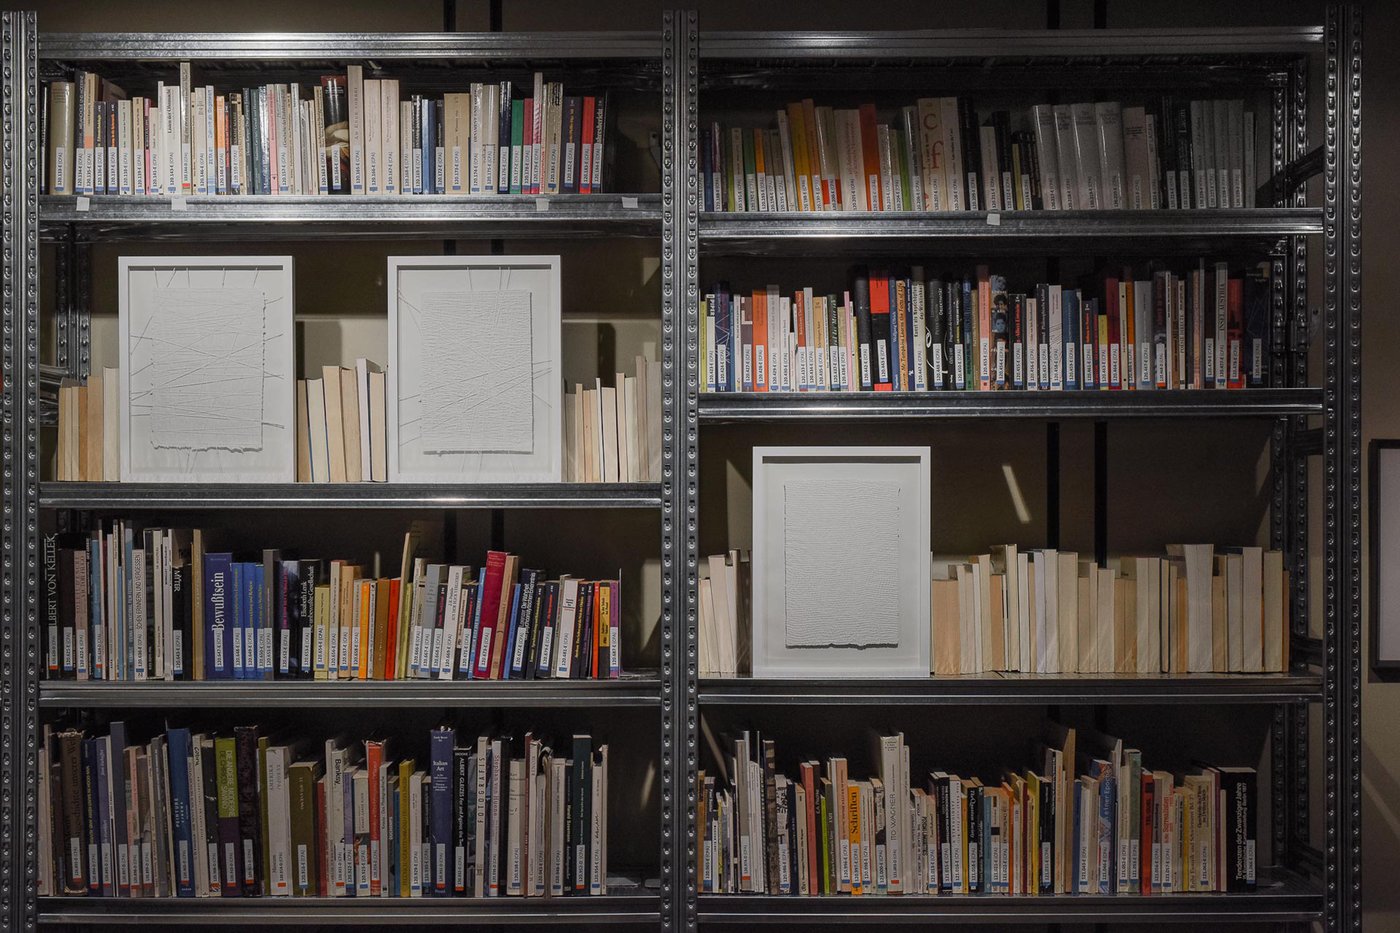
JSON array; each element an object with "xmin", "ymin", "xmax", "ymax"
[
  {"xmin": 699, "ymin": 389, "xmax": 1325, "ymax": 421},
  {"xmin": 2, "ymin": 13, "xmax": 684, "ymax": 933},
  {"xmin": 37, "ymin": 892, "xmax": 662, "ymax": 926},
  {"xmin": 39, "ymin": 481, "xmax": 662, "ymax": 510},
  {"xmin": 676, "ymin": 6, "xmax": 1362, "ymax": 933},
  {"xmin": 0, "ymin": 5, "xmax": 1364, "ymax": 933}
]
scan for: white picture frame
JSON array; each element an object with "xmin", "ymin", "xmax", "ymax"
[
  {"xmin": 118, "ymin": 255, "xmax": 295, "ymax": 483},
  {"xmin": 388, "ymin": 255, "xmax": 562, "ymax": 483},
  {"xmin": 752, "ymin": 446, "xmax": 931, "ymax": 678}
]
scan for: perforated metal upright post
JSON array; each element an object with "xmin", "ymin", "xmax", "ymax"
[
  {"xmin": 662, "ymin": 10, "xmax": 699, "ymax": 933},
  {"xmin": 1323, "ymin": 2, "xmax": 1362, "ymax": 931},
  {"xmin": 1, "ymin": 11, "xmax": 39, "ymax": 933}
]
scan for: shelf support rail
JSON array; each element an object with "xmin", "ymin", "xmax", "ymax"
[
  {"xmin": 1, "ymin": 11, "xmax": 41, "ymax": 933},
  {"xmin": 1323, "ymin": 3, "xmax": 1363, "ymax": 931}
]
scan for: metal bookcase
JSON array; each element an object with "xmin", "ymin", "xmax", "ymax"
[
  {"xmin": 0, "ymin": 11, "xmax": 682, "ymax": 932},
  {"xmin": 674, "ymin": 4, "xmax": 1361, "ymax": 933},
  {"xmin": 0, "ymin": 4, "xmax": 1365, "ymax": 932}
]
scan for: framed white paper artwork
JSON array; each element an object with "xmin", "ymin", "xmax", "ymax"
[
  {"xmin": 118, "ymin": 256, "xmax": 295, "ymax": 483},
  {"xmin": 388, "ymin": 255, "xmax": 562, "ymax": 483},
  {"xmin": 752, "ymin": 446, "xmax": 931, "ymax": 678}
]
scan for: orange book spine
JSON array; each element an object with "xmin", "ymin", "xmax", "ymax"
[
  {"xmin": 858, "ymin": 104, "xmax": 882, "ymax": 213},
  {"xmin": 752, "ymin": 289, "xmax": 769, "ymax": 392},
  {"xmin": 358, "ymin": 579, "xmax": 372, "ymax": 679}
]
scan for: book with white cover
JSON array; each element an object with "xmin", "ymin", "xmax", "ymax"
[
  {"xmin": 1052, "ymin": 104, "xmax": 1079, "ymax": 210},
  {"xmin": 1031, "ymin": 105, "xmax": 1062, "ymax": 210},
  {"xmin": 1092, "ymin": 101, "xmax": 1123, "ymax": 209}
]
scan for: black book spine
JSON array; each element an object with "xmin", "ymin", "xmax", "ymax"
[
  {"xmin": 562, "ymin": 757, "xmax": 574, "ymax": 894},
  {"xmin": 233, "ymin": 726, "xmax": 262, "ymax": 895},
  {"xmin": 1226, "ymin": 771, "xmax": 1257, "ymax": 892},
  {"xmin": 1039, "ymin": 779, "xmax": 1055, "ymax": 894},
  {"xmin": 927, "ymin": 278, "xmax": 945, "ymax": 390},
  {"xmin": 1023, "ymin": 131, "xmax": 1044, "ymax": 209},
  {"xmin": 200, "ymin": 739, "xmax": 220, "ymax": 895},
  {"xmin": 465, "ymin": 752, "xmax": 478, "ymax": 896},
  {"xmin": 43, "ymin": 534, "xmax": 62, "ymax": 678},
  {"xmin": 959, "ymin": 97, "xmax": 981, "ymax": 212},
  {"xmin": 993, "ymin": 112, "xmax": 1013, "ymax": 210},
  {"xmin": 965, "ymin": 785, "xmax": 981, "ymax": 893},
  {"xmin": 1173, "ymin": 99, "xmax": 1193, "ymax": 209},
  {"xmin": 1157, "ymin": 97, "xmax": 1179, "ymax": 209},
  {"xmin": 1011, "ymin": 293, "xmax": 1026, "ymax": 389},
  {"xmin": 171, "ymin": 564, "xmax": 188, "ymax": 680},
  {"xmin": 762, "ymin": 738, "xmax": 779, "ymax": 894},
  {"xmin": 851, "ymin": 272, "xmax": 874, "ymax": 391},
  {"xmin": 452, "ymin": 747, "xmax": 470, "ymax": 895},
  {"xmin": 81, "ymin": 738, "xmax": 99, "ymax": 894},
  {"xmin": 572, "ymin": 583, "xmax": 593, "ymax": 680}
]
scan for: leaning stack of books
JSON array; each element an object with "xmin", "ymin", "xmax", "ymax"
[{"xmin": 699, "ymin": 725, "xmax": 1256, "ymax": 897}]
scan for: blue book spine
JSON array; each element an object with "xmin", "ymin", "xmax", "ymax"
[
  {"xmin": 888, "ymin": 276, "xmax": 900, "ymax": 391},
  {"xmin": 82, "ymin": 738, "xmax": 101, "ymax": 894},
  {"xmin": 166, "ymin": 727, "xmax": 196, "ymax": 896},
  {"xmin": 387, "ymin": 780, "xmax": 400, "ymax": 897},
  {"xmin": 94, "ymin": 737, "xmax": 114, "ymax": 896},
  {"xmin": 502, "ymin": 585, "xmax": 523, "ymax": 679},
  {"xmin": 714, "ymin": 284, "xmax": 731, "ymax": 393},
  {"xmin": 89, "ymin": 537, "xmax": 104, "ymax": 680},
  {"xmin": 230, "ymin": 563, "xmax": 245, "ymax": 680},
  {"xmin": 1062, "ymin": 288, "xmax": 1081, "ymax": 390},
  {"xmin": 1072, "ymin": 782, "xmax": 1085, "ymax": 893},
  {"xmin": 204, "ymin": 553, "xmax": 234, "ymax": 679},
  {"xmin": 1097, "ymin": 771, "xmax": 1116, "ymax": 894},
  {"xmin": 465, "ymin": 583, "xmax": 484, "ymax": 680},
  {"xmin": 252, "ymin": 562, "xmax": 269, "ymax": 680},
  {"xmin": 429, "ymin": 728, "xmax": 454, "ymax": 896}
]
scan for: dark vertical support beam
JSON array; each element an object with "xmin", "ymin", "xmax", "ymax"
[
  {"xmin": 1286, "ymin": 54, "xmax": 1312, "ymax": 861},
  {"xmin": 488, "ymin": 0, "xmax": 501, "ymax": 33},
  {"xmin": 1324, "ymin": 3, "xmax": 1362, "ymax": 931},
  {"xmin": 1093, "ymin": 421, "xmax": 1107, "ymax": 566},
  {"xmin": 1046, "ymin": 423, "xmax": 1060, "ymax": 550},
  {"xmin": 443, "ymin": 0, "xmax": 457, "ymax": 32},
  {"xmin": 2, "ymin": 12, "xmax": 39, "ymax": 932},
  {"xmin": 662, "ymin": 10, "xmax": 699, "ymax": 933}
]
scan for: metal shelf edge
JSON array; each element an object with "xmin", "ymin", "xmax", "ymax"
[{"xmin": 39, "ymin": 482, "xmax": 663, "ymax": 510}]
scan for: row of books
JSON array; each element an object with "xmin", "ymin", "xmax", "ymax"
[
  {"xmin": 930, "ymin": 545, "xmax": 1289, "ymax": 676},
  {"xmin": 703, "ymin": 97, "xmax": 1256, "ymax": 214},
  {"xmin": 42, "ymin": 527, "xmax": 624, "ymax": 683},
  {"xmin": 700, "ymin": 262, "xmax": 1271, "ymax": 394},
  {"xmin": 697, "ymin": 550, "xmax": 751, "ymax": 680},
  {"xmin": 295, "ymin": 361, "xmax": 387, "ymax": 484},
  {"xmin": 699, "ymin": 725, "xmax": 1255, "ymax": 896},
  {"xmin": 38, "ymin": 723, "xmax": 609, "ymax": 899},
  {"xmin": 55, "ymin": 367, "xmax": 118, "ymax": 481},
  {"xmin": 44, "ymin": 69, "xmax": 609, "ymax": 198},
  {"xmin": 563, "ymin": 356, "xmax": 664, "ymax": 484}
]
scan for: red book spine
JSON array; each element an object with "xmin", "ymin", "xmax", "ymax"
[
  {"xmin": 384, "ymin": 577, "xmax": 401, "ymax": 680},
  {"xmin": 1226, "ymin": 277, "xmax": 1245, "ymax": 389},
  {"xmin": 801, "ymin": 762, "xmax": 819, "ymax": 893},
  {"xmin": 365, "ymin": 739, "xmax": 384, "ymax": 896},
  {"xmin": 1082, "ymin": 294, "xmax": 1097, "ymax": 390},
  {"xmin": 1141, "ymin": 772, "xmax": 1155, "ymax": 894},
  {"xmin": 1104, "ymin": 278, "xmax": 1120, "ymax": 391},
  {"xmin": 857, "ymin": 103, "xmax": 881, "ymax": 212},
  {"xmin": 522, "ymin": 99, "xmax": 535, "ymax": 195},
  {"xmin": 472, "ymin": 551, "xmax": 508, "ymax": 679},
  {"xmin": 579, "ymin": 97, "xmax": 596, "ymax": 195},
  {"xmin": 871, "ymin": 272, "xmax": 893, "ymax": 391},
  {"xmin": 794, "ymin": 289, "xmax": 809, "ymax": 390}
]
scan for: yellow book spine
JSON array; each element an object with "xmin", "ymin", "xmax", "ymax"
[
  {"xmin": 399, "ymin": 759, "xmax": 414, "ymax": 897},
  {"xmin": 312, "ymin": 585, "xmax": 330, "ymax": 680}
]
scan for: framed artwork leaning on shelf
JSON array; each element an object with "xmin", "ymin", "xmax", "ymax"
[
  {"xmin": 118, "ymin": 255, "xmax": 296, "ymax": 483},
  {"xmin": 752, "ymin": 445, "xmax": 931, "ymax": 678},
  {"xmin": 388, "ymin": 255, "xmax": 562, "ymax": 483}
]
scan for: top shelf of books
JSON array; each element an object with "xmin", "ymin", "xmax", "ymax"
[
  {"xmin": 39, "ymin": 32, "xmax": 664, "ymax": 65},
  {"xmin": 699, "ymin": 27, "xmax": 1322, "ymax": 62}
]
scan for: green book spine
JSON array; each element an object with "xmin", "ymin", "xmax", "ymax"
[
  {"xmin": 819, "ymin": 793, "xmax": 831, "ymax": 896},
  {"xmin": 510, "ymin": 99, "xmax": 525, "ymax": 194},
  {"xmin": 214, "ymin": 736, "xmax": 239, "ymax": 895}
]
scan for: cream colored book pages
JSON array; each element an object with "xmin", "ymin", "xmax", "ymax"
[
  {"xmin": 1056, "ymin": 552, "xmax": 1078, "ymax": 675},
  {"xmin": 380, "ymin": 79, "xmax": 399, "ymax": 195},
  {"xmin": 563, "ymin": 390, "xmax": 577, "ymax": 482},
  {"xmin": 306, "ymin": 378, "xmax": 330, "ymax": 484},
  {"xmin": 706, "ymin": 555, "xmax": 733, "ymax": 678},
  {"xmin": 580, "ymin": 388, "xmax": 596, "ymax": 483},
  {"xmin": 976, "ymin": 554, "xmax": 993, "ymax": 672},
  {"xmin": 1240, "ymin": 547, "xmax": 1264, "ymax": 672},
  {"xmin": 698, "ymin": 576, "xmax": 715, "ymax": 677},
  {"xmin": 321, "ymin": 366, "xmax": 348, "ymax": 483},
  {"xmin": 102, "ymin": 367, "xmax": 119, "ymax": 481},
  {"xmin": 600, "ymin": 386, "xmax": 619, "ymax": 484},
  {"xmin": 988, "ymin": 574, "xmax": 1006, "ymax": 673},
  {"xmin": 73, "ymin": 386, "xmax": 85, "ymax": 481},
  {"xmin": 85, "ymin": 372, "xmax": 104, "ymax": 482},
  {"xmin": 339, "ymin": 367, "xmax": 362, "ymax": 484},
  {"xmin": 355, "ymin": 359, "xmax": 373, "ymax": 481},
  {"xmin": 623, "ymin": 375, "xmax": 640, "ymax": 484},
  {"xmin": 1262, "ymin": 550, "xmax": 1284, "ymax": 673},
  {"xmin": 646, "ymin": 359, "xmax": 662, "ymax": 481},
  {"xmin": 368, "ymin": 369, "xmax": 387, "ymax": 483},
  {"xmin": 1096, "ymin": 567, "xmax": 1115, "ymax": 675},
  {"xmin": 295, "ymin": 380, "xmax": 311, "ymax": 482},
  {"xmin": 1076, "ymin": 561, "xmax": 1096, "ymax": 674},
  {"xmin": 1225, "ymin": 553, "xmax": 1244, "ymax": 672},
  {"xmin": 1211, "ymin": 566, "xmax": 1228, "ymax": 672},
  {"xmin": 1114, "ymin": 575, "xmax": 1133, "ymax": 673},
  {"xmin": 1139, "ymin": 557, "xmax": 1161, "ymax": 674},
  {"xmin": 633, "ymin": 356, "xmax": 651, "ymax": 479},
  {"xmin": 362, "ymin": 79, "xmax": 381, "ymax": 195},
  {"xmin": 573, "ymin": 388, "xmax": 588, "ymax": 483},
  {"xmin": 956, "ymin": 563, "xmax": 977, "ymax": 675},
  {"xmin": 614, "ymin": 372, "xmax": 631, "ymax": 483},
  {"xmin": 931, "ymin": 573, "xmax": 960, "ymax": 677}
]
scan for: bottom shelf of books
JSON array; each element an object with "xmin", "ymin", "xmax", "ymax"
[
  {"xmin": 694, "ymin": 719, "xmax": 1320, "ymax": 923},
  {"xmin": 35, "ymin": 713, "xmax": 660, "ymax": 922}
]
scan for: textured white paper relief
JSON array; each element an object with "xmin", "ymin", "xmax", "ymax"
[
  {"xmin": 419, "ymin": 289, "xmax": 535, "ymax": 454},
  {"xmin": 137, "ymin": 286, "xmax": 266, "ymax": 451},
  {"xmin": 782, "ymin": 479, "xmax": 901, "ymax": 648}
]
